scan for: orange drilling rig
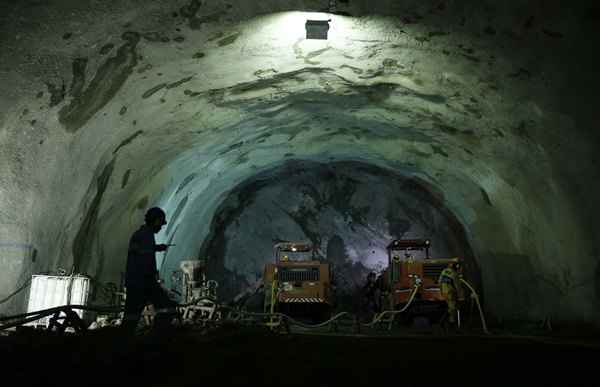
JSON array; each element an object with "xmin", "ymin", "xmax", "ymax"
[
  {"xmin": 263, "ymin": 241, "xmax": 333, "ymax": 322},
  {"xmin": 380, "ymin": 239, "xmax": 464, "ymax": 322}
]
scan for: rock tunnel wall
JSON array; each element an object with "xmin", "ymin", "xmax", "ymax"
[{"xmin": 0, "ymin": 0, "xmax": 599, "ymax": 326}]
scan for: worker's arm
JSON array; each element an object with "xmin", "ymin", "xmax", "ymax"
[
  {"xmin": 438, "ymin": 268, "xmax": 453, "ymax": 284},
  {"xmin": 437, "ymin": 271, "xmax": 445, "ymax": 284},
  {"xmin": 128, "ymin": 239, "xmax": 168, "ymax": 254}
]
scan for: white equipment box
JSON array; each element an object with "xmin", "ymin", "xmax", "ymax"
[{"xmin": 26, "ymin": 274, "xmax": 91, "ymax": 327}]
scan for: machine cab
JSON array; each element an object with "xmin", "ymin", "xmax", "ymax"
[
  {"xmin": 387, "ymin": 239, "xmax": 431, "ymax": 284},
  {"xmin": 270, "ymin": 242, "xmax": 324, "ymax": 290},
  {"xmin": 388, "ymin": 239, "xmax": 431, "ymax": 261},
  {"xmin": 274, "ymin": 242, "xmax": 315, "ymax": 263}
]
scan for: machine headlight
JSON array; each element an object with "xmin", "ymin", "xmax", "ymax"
[{"xmin": 282, "ymin": 282, "xmax": 293, "ymax": 291}]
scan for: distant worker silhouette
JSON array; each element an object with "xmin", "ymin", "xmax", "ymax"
[
  {"xmin": 121, "ymin": 207, "xmax": 177, "ymax": 336},
  {"xmin": 362, "ymin": 272, "xmax": 381, "ymax": 318}
]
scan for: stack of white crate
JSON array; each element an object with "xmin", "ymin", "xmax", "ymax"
[{"xmin": 26, "ymin": 274, "xmax": 91, "ymax": 327}]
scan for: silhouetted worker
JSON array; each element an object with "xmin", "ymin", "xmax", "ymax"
[
  {"xmin": 362, "ymin": 272, "xmax": 380, "ymax": 319},
  {"xmin": 121, "ymin": 207, "xmax": 177, "ymax": 336}
]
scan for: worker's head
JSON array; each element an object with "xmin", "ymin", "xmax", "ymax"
[
  {"xmin": 145, "ymin": 207, "xmax": 167, "ymax": 233},
  {"xmin": 449, "ymin": 262, "xmax": 460, "ymax": 271}
]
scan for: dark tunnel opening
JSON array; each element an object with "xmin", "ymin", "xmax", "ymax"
[{"xmin": 197, "ymin": 159, "xmax": 481, "ymax": 310}]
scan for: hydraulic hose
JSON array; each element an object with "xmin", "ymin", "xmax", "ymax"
[
  {"xmin": 268, "ymin": 278, "xmax": 278, "ymax": 329},
  {"xmin": 362, "ymin": 284, "xmax": 420, "ymax": 328},
  {"xmin": 1, "ymin": 279, "xmax": 488, "ymax": 335},
  {"xmin": 459, "ymin": 278, "xmax": 489, "ymax": 334},
  {"xmin": 282, "ymin": 312, "xmax": 350, "ymax": 329},
  {"xmin": 235, "ymin": 311, "xmax": 351, "ymax": 329},
  {"xmin": 235, "ymin": 285, "xmax": 421, "ymax": 331},
  {"xmin": 0, "ymin": 304, "xmax": 123, "ymax": 331},
  {"xmin": 0, "ymin": 305, "xmax": 119, "ymax": 323},
  {"xmin": 0, "ymin": 312, "xmax": 58, "ymax": 331}
]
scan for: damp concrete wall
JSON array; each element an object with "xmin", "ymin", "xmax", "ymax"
[{"xmin": 0, "ymin": 0, "xmax": 599, "ymax": 325}]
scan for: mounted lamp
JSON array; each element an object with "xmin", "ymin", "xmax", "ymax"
[{"xmin": 305, "ymin": 19, "xmax": 331, "ymax": 40}]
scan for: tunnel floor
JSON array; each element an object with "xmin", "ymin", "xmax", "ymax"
[{"xmin": 1, "ymin": 326, "xmax": 598, "ymax": 387}]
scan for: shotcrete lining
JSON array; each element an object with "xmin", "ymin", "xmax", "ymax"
[{"xmin": 58, "ymin": 32, "xmax": 141, "ymax": 133}]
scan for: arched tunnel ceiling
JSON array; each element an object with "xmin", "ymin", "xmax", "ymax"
[{"xmin": 0, "ymin": 0, "xmax": 599, "ymax": 324}]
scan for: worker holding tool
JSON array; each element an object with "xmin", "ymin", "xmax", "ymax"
[
  {"xmin": 438, "ymin": 262, "xmax": 463, "ymax": 327},
  {"xmin": 121, "ymin": 207, "xmax": 178, "ymax": 336}
]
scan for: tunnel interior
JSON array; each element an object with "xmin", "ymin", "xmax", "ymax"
[
  {"xmin": 194, "ymin": 159, "xmax": 480, "ymax": 307},
  {"xmin": 0, "ymin": 0, "xmax": 599, "ymax": 333}
]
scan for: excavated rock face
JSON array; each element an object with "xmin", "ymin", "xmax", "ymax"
[
  {"xmin": 195, "ymin": 160, "xmax": 478, "ymax": 303},
  {"xmin": 0, "ymin": 0, "xmax": 599, "ymax": 325}
]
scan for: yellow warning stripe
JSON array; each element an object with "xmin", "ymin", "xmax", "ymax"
[{"xmin": 280, "ymin": 297, "xmax": 324, "ymax": 303}]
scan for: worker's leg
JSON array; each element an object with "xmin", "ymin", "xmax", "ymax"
[
  {"xmin": 374, "ymin": 289, "xmax": 382, "ymax": 313},
  {"xmin": 441, "ymin": 283, "xmax": 456, "ymax": 324},
  {"xmin": 121, "ymin": 286, "xmax": 147, "ymax": 336},
  {"xmin": 446, "ymin": 291, "xmax": 457, "ymax": 324},
  {"xmin": 149, "ymin": 283, "xmax": 177, "ymax": 333}
]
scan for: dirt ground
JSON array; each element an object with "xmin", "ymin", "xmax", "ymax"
[{"xmin": 1, "ymin": 325, "xmax": 598, "ymax": 387}]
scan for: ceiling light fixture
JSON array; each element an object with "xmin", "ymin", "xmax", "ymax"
[
  {"xmin": 305, "ymin": 19, "xmax": 331, "ymax": 40},
  {"xmin": 305, "ymin": 0, "xmax": 339, "ymax": 40}
]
